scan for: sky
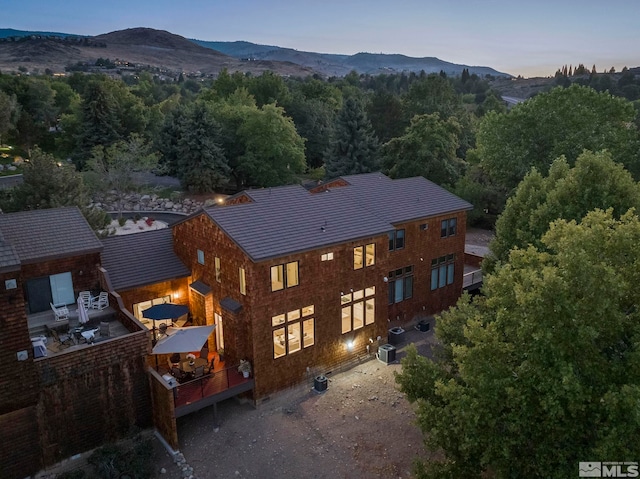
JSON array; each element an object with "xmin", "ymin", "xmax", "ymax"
[{"xmin": 2, "ymin": 0, "xmax": 638, "ymax": 78}]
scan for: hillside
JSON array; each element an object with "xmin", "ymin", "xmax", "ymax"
[
  {"xmin": 0, "ymin": 27, "xmax": 317, "ymax": 77},
  {"xmin": 192, "ymin": 39, "xmax": 510, "ymax": 77}
]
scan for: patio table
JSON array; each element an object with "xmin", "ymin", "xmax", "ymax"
[{"xmin": 181, "ymin": 358, "xmax": 207, "ymax": 373}]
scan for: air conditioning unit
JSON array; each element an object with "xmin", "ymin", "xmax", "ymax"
[{"xmin": 377, "ymin": 344, "xmax": 396, "ymax": 364}]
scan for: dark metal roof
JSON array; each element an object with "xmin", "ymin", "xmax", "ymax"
[
  {"xmin": 0, "ymin": 174, "xmax": 24, "ymax": 190},
  {"xmin": 0, "ymin": 207, "xmax": 103, "ymax": 264},
  {"xmin": 189, "ymin": 280, "xmax": 212, "ymax": 296},
  {"xmin": 0, "ymin": 234, "xmax": 20, "ymax": 272},
  {"xmin": 203, "ymin": 173, "xmax": 472, "ymax": 262},
  {"xmin": 220, "ymin": 296, "xmax": 243, "ymax": 314},
  {"xmin": 336, "ymin": 173, "xmax": 473, "ymax": 224},
  {"xmin": 100, "ymin": 228, "xmax": 190, "ymax": 291}
]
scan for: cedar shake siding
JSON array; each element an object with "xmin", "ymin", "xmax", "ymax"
[
  {"xmin": 171, "ymin": 173, "xmax": 472, "ymax": 400},
  {"xmin": 0, "ymin": 207, "xmax": 151, "ymax": 478}
]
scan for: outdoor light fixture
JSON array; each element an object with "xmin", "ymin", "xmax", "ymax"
[{"xmin": 347, "ymin": 340, "xmax": 354, "ymax": 350}]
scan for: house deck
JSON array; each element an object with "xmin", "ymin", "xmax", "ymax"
[{"xmin": 28, "ymin": 306, "xmax": 133, "ymax": 357}]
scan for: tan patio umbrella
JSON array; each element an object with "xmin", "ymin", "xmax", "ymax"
[{"xmin": 152, "ymin": 325, "xmax": 215, "ymax": 354}]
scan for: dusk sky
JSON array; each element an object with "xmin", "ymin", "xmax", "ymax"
[{"xmin": 3, "ymin": 0, "xmax": 637, "ymax": 78}]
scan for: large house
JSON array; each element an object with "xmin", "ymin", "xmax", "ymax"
[{"xmin": 0, "ymin": 173, "xmax": 472, "ymax": 477}]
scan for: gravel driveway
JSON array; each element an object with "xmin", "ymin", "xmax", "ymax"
[{"xmin": 154, "ymin": 325, "xmax": 439, "ymax": 479}]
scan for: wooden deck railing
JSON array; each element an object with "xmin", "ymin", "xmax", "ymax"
[{"xmin": 172, "ymin": 365, "xmax": 254, "ymax": 416}]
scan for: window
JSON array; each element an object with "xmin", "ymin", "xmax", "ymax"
[
  {"xmin": 388, "ymin": 266, "xmax": 413, "ymax": 304},
  {"xmin": 270, "ymin": 262, "xmax": 299, "ymax": 291},
  {"xmin": 354, "ymin": 243, "xmax": 375, "ymax": 269},
  {"xmin": 341, "ymin": 287, "xmax": 376, "ymax": 334},
  {"xmin": 321, "ymin": 252, "xmax": 334, "ymax": 261},
  {"xmin": 441, "ymin": 218, "xmax": 457, "ymax": 238},
  {"xmin": 388, "ymin": 229, "xmax": 405, "ymax": 251},
  {"xmin": 239, "ymin": 267, "xmax": 246, "ymax": 295},
  {"xmin": 431, "ymin": 254, "xmax": 455, "ymax": 290},
  {"xmin": 273, "ymin": 306, "xmax": 315, "ymax": 358},
  {"xmin": 215, "ymin": 257, "xmax": 221, "ymax": 282},
  {"xmin": 197, "ymin": 249, "xmax": 205, "ymax": 265}
]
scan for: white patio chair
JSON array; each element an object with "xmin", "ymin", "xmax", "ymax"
[
  {"xmin": 78, "ymin": 291, "xmax": 92, "ymax": 310},
  {"xmin": 91, "ymin": 292, "xmax": 109, "ymax": 310},
  {"xmin": 50, "ymin": 302, "xmax": 69, "ymax": 321}
]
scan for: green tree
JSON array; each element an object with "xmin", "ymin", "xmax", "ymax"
[
  {"xmin": 324, "ymin": 97, "xmax": 379, "ymax": 178},
  {"xmin": 489, "ymin": 150, "xmax": 640, "ymax": 266},
  {"xmin": 85, "ymin": 135, "xmax": 157, "ymax": 220},
  {"xmin": 0, "ymin": 90, "xmax": 20, "ymax": 145},
  {"xmin": 367, "ymin": 90, "xmax": 405, "ymax": 143},
  {"xmin": 236, "ymin": 103, "xmax": 306, "ymax": 187},
  {"xmin": 474, "ymin": 84, "xmax": 640, "ymax": 192},
  {"xmin": 0, "ymin": 148, "xmax": 109, "ymax": 229},
  {"xmin": 402, "ymin": 74, "xmax": 462, "ymax": 120},
  {"xmin": 381, "ymin": 113, "xmax": 463, "ymax": 186},
  {"xmin": 158, "ymin": 102, "xmax": 230, "ymax": 193},
  {"xmin": 75, "ymin": 78, "xmax": 123, "ymax": 167},
  {"xmin": 247, "ymin": 71, "xmax": 291, "ymax": 108},
  {"xmin": 396, "ymin": 208, "xmax": 640, "ymax": 478}
]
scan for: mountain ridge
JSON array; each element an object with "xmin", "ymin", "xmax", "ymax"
[{"xmin": 0, "ymin": 27, "xmax": 510, "ymax": 78}]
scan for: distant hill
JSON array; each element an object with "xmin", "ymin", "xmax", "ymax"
[
  {"xmin": 0, "ymin": 27, "xmax": 316, "ymax": 77},
  {"xmin": 0, "ymin": 28, "xmax": 80, "ymax": 39},
  {"xmin": 0, "ymin": 27, "xmax": 509, "ymax": 78},
  {"xmin": 192, "ymin": 39, "xmax": 510, "ymax": 77}
]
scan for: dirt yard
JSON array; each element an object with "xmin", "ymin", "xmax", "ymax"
[{"xmin": 154, "ymin": 326, "xmax": 440, "ymax": 479}]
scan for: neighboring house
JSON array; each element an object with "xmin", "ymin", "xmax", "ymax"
[{"xmin": 0, "ymin": 207, "xmax": 151, "ymax": 479}]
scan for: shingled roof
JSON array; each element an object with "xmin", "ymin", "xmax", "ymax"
[
  {"xmin": 0, "ymin": 207, "xmax": 102, "ymax": 265},
  {"xmin": 202, "ymin": 173, "xmax": 472, "ymax": 262},
  {"xmin": 100, "ymin": 228, "xmax": 190, "ymax": 291}
]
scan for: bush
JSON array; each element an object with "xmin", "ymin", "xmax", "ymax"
[
  {"xmin": 87, "ymin": 435, "xmax": 154, "ymax": 479},
  {"xmin": 118, "ymin": 216, "xmax": 127, "ymax": 227}
]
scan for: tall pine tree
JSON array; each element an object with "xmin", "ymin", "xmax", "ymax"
[{"xmin": 324, "ymin": 97, "xmax": 379, "ymax": 178}]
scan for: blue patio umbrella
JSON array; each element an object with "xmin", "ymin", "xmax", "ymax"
[{"xmin": 142, "ymin": 303, "xmax": 189, "ymax": 320}]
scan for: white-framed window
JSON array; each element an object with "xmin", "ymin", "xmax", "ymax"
[
  {"xmin": 321, "ymin": 252, "xmax": 334, "ymax": 261},
  {"xmin": 197, "ymin": 249, "xmax": 205, "ymax": 265},
  {"xmin": 341, "ymin": 287, "xmax": 375, "ymax": 334},
  {"xmin": 273, "ymin": 306, "xmax": 315, "ymax": 359}
]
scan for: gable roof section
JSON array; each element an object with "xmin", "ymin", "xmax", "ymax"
[
  {"xmin": 335, "ymin": 173, "xmax": 473, "ymax": 224},
  {"xmin": 0, "ymin": 207, "xmax": 102, "ymax": 264},
  {"xmin": 203, "ymin": 173, "xmax": 472, "ymax": 262},
  {"xmin": 0, "ymin": 231, "xmax": 20, "ymax": 272},
  {"xmin": 100, "ymin": 228, "xmax": 190, "ymax": 291},
  {"xmin": 205, "ymin": 183, "xmax": 392, "ymax": 262}
]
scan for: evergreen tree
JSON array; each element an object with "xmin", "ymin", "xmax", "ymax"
[
  {"xmin": 324, "ymin": 97, "xmax": 380, "ymax": 178},
  {"xmin": 158, "ymin": 102, "xmax": 230, "ymax": 193}
]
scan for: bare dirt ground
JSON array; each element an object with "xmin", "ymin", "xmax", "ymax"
[{"xmin": 153, "ymin": 326, "xmax": 440, "ymax": 479}]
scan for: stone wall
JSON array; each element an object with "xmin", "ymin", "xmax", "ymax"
[{"xmin": 91, "ymin": 192, "xmax": 207, "ymax": 215}]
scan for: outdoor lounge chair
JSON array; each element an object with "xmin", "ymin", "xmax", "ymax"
[
  {"xmin": 92, "ymin": 292, "xmax": 109, "ymax": 310},
  {"xmin": 50, "ymin": 302, "xmax": 69, "ymax": 321},
  {"xmin": 78, "ymin": 291, "xmax": 92, "ymax": 310}
]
